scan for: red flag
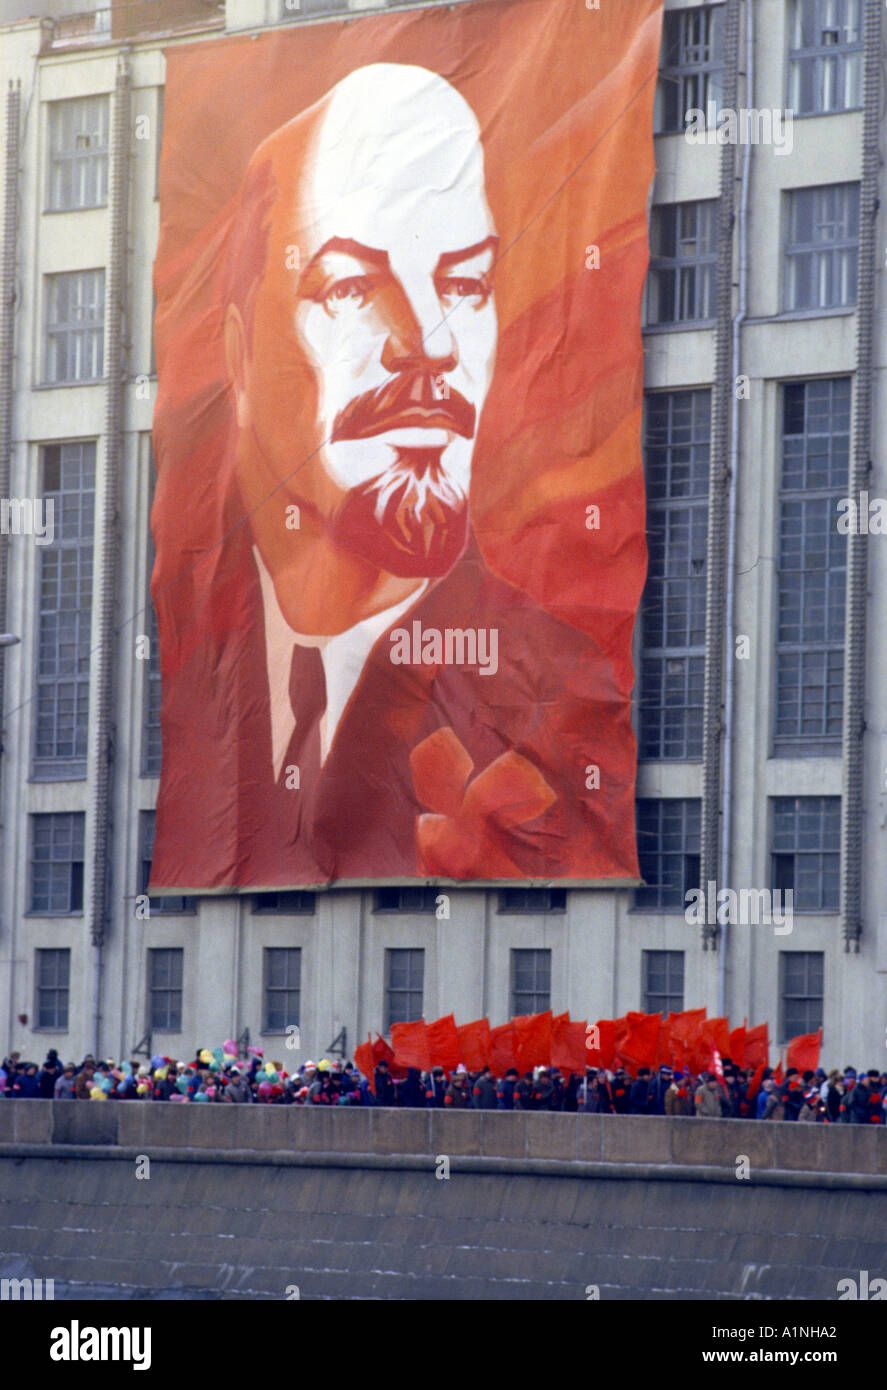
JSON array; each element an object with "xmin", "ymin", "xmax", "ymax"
[
  {"xmin": 667, "ymin": 1009, "xmax": 706, "ymax": 1072},
  {"xmin": 456, "ymin": 1018, "xmax": 491, "ymax": 1072},
  {"xmin": 744, "ymin": 1023, "xmax": 769, "ymax": 1070},
  {"xmin": 552, "ymin": 1015, "xmax": 588, "ymax": 1075},
  {"xmin": 773, "ymin": 1049, "xmax": 785, "ymax": 1086},
  {"xmin": 617, "ymin": 1012, "xmax": 660, "ymax": 1072},
  {"xmin": 786, "ymin": 1029, "xmax": 822, "ymax": 1075},
  {"xmin": 585, "ymin": 1019, "xmax": 615, "ymax": 1070},
  {"xmin": 728, "ymin": 1020, "xmax": 747, "ymax": 1068},
  {"xmin": 373, "ymin": 1032, "xmax": 407, "ymax": 1079},
  {"xmin": 698, "ymin": 1017, "xmax": 729, "ymax": 1072},
  {"xmin": 745, "ymin": 1062, "xmax": 766, "ymax": 1104},
  {"xmin": 489, "ymin": 1021, "xmax": 517, "ymax": 1076},
  {"xmin": 390, "ymin": 1020, "xmax": 431, "ymax": 1072},
  {"xmin": 611, "ymin": 1015, "xmax": 630, "ymax": 1067},
  {"xmin": 354, "ymin": 1035, "xmax": 376, "ymax": 1093},
  {"xmin": 514, "ymin": 1010, "xmax": 552, "ymax": 1074},
  {"xmin": 426, "ymin": 1014, "xmax": 461, "ymax": 1072},
  {"xmin": 658, "ymin": 1013, "xmax": 676, "ymax": 1068},
  {"xmin": 710, "ymin": 1046, "xmax": 727, "ymax": 1089}
]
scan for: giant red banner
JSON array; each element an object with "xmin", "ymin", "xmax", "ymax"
[{"xmin": 149, "ymin": 0, "xmax": 662, "ymax": 891}]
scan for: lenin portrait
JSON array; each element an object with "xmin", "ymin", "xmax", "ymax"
[{"xmin": 148, "ymin": 1, "xmax": 661, "ymax": 893}]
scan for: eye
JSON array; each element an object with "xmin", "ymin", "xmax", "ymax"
[
  {"xmin": 320, "ymin": 276, "xmax": 374, "ymax": 314},
  {"xmin": 436, "ymin": 274, "xmax": 491, "ymax": 307}
]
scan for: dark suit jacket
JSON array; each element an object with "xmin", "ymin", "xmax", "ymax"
[{"xmin": 151, "ymin": 530, "xmax": 639, "ymax": 890}]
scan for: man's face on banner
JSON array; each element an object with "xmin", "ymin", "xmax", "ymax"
[{"xmin": 227, "ymin": 64, "xmax": 498, "ymax": 607}]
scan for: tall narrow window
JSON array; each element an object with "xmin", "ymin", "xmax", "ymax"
[
  {"xmin": 384, "ymin": 948, "xmax": 424, "ymax": 1031},
  {"xmin": 264, "ymin": 948, "xmax": 302, "ymax": 1032},
  {"xmin": 30, "ymin": 813, "xmax": 85, "ymax": 914},
  {"xmin": 787, "ymin": 0, "xmax": 862, "ymax": 115},
  {"xmin": 783, "ymin": 184, "xmax": 859, "ymax": 312},
  {"xmin": 148, "ymin": 948, "xmax": 183, "ymax": 1032},
  {"xmin": 655, "ymin": 5, "xmax": 725, "ymax": 133},
  {"xmin": 771, "ymin": 797, "xmax": 840, "ymax": 911},
  {"xmin": 44, "ymin": 269, "xmax": 105, "ymax": 384},
  {"xmin": 510, "ymin": 949, "xmax": 552, "ymax": 1015},
  {"xmin": 36, "ymin": 949, "xmax": 71, "ymax": 1029},
  {"xmin": 779, "ymin": 951, "xmax": 824, "ymax": 1041},
  {"xmin": 640, "ymin": 391, "xmax": 710, "ymax": 759},
  {"xmin": 35, "ymin": 443, "xmax": 95, "ymax": 778},
  {"xmin": 642, "ymin": 950, "xmax": 684, "ymax": 1016},
  {"xmin": 647, "ymin": 201, "xmax": 717, "ymax": 326},
  {"xmin": 775, "ymin": 379, "xmax": 849, "ymax": 750},
  {"xmin": 635, "ymin": 799, "xmax": 701, "ymax": 910},
  {"xmin": 47, "ymin": 96, "xmax": 109, "ymax": 212}
]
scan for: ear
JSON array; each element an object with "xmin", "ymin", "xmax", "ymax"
[{"xmin": 224, "ymin": 303, "xmax": 249, "ymax": 429}]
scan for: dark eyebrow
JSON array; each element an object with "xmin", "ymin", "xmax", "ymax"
[
  {"xmin": 436, "ymin": 235, "xmax": 499, "ymax": 271},
  {"xmin": 299, "ymin": 236, "xmax": 390, "ymax": 279}
]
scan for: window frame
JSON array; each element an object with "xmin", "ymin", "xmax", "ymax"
[
  {"xmin": 46, "ymin": 95, "xmax": 110, "ymax": 214},
  {"xmin": 646, "ymin": 200, "xmax": 719, "ymax": 328},
  {"xmin": 510, "ymin": 948, "xmax": 552, "ymax": 1016},
  {"xmin": 35, "ymin": 947, "xmax": 71, "ymax": 1031},
  {"xmin": 782, "ymin": 183, "xmax": 860, "ymax": 314},
  {"xmin": 43, "ymin": 268, "xmax": 106, "ymax": 386},
  {"xmin": 147, "ymin": 947, "xmax": 184, "ymax": 1033},
  {"xmin": 384, "ymin": 947, "xmax": 425, "ymax": 1032},
  {"xmin": 263, "ymin": 946, "xmax": 302, "ymax": 1033}
]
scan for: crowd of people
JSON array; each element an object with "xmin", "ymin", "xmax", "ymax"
[{"xmin": 3, "ymin": 1046, "xmax": 887, "ymax": 1121}]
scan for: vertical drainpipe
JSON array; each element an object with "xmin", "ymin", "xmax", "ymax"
[
  {"xmin": 841, "ymin": 0, "xmax": 880, "ymax": 953},
  {"xmin": 700, "ymin": 0, "xmax": 740, "ymax": 957},
  {"xmin": 0, "ymin": 82, "xmax": 20, "ymax": 1046},
  {"xmin": 717, "ymin": 0, "xmax": 753, "ymax": 1018},
  {"xmin": 91, "ymin": 51, "xmax": 130, "ymax": 1055},
  {"xmin": 0, "ymin": 82, "xmax": 21, "ymax": 814}
]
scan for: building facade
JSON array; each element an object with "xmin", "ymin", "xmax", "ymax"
[{"xmin": 1, "ymin": 0, "xmax": 885, "ymax": 1068}]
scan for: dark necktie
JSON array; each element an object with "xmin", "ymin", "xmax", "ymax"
[{"xmin": 282, "ymin": 644, "xmax": 327, "ymax": 794}]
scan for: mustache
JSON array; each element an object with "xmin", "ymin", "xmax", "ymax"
[{"xmin": 330, "ymin": 372, "xmax": 475, "ymax": 443}]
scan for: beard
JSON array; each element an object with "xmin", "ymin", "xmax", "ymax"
[{"xmin": 331, "ymin": 448, "xmax": 469, "ymax": 578}]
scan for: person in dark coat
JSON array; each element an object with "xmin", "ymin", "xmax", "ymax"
[
  {"xmin": 37, "ymin": 1049, "xmax": 63, "ymax": 1099},
  {"xmin": 611, "ymin": 1069, "xmax": 631, "ymax": 1114},
  {"xmin": 496, "ymin": 1068, "xmax": 519, "ymax": 1110},
  {"xmin": 424, "ymin": 1067, "xmax": 447, "ymax": 1108},
  {"xmin": 780, "ymin": 1069, "xmax": 805, "ymax": 1121},
  {"xmin": 471, "ymin": 1065, "xmax": 498, "ymax": 1110},
  {"xmin": 13, "ymin": 1064, "xmax": 40, "ymax": 1099},
  {"xmin": 515, "ymin": 1071, "xmax": 535, "ymax": 1110},
  {"xmin": 374, "ymin": 1060, "xmax": 396, "ymax": 1108},
  {"xmin": 444, "ymin": 1071, "xmax": 470, "ymax": 1108},
  {"xmin": 532, "ymin": 1068, "xmax": 557, "ymax": 1110},
  {"xmin": 399, "ymin": 1068, "xmax": 426, "ymax": 1108},
  {"xmin": 648, "ymin": 1066, "xmax": 672, "ymax": 1116},
  {"xmin": 629, "ymin": 1067, "xmax": 652, "ymax": 1115}
]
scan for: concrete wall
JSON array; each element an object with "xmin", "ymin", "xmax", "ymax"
[{"xmin": 1, "ymin": 1105, "xmax": 885, "ymax": 1300}]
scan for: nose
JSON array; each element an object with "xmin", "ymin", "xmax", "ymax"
[{"xmin": 380, "ymin": 278, "xmax": 457, "ymax": 375}]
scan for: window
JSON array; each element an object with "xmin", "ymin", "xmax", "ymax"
[
  {"xmin": 635, "ymin": 799, "xmax": 701, "ymax": 910},
  {"xmin": 264, "ymin": 948, "xmax": 302, "ymax": 1032},
  {"xmin": 139, "ymin": 812, "xmax": 193, "ymax": 914},
  {"xmin": 47, "ymin": 96, "xmax": 109, "ymax": 212},
  {"xmin": 30, "ymin": 813, "xmax": 85, "ymax": 914},
  {"xmin": 788, "ymin": 0, "xmax": 863, "ymax": 115},
  {"xmin": 44, "ymin": 269, "xmax": 105, "ymax": 384},
  {"xmin": 647, "ymin": 201, "xmax": 717, "ymax": 326},
  {"xmin": 783, "ymin": 184, "xmax": 859, "ymax": 312},
  {"xmin": 642, "ymin": 950, "xmax": 684, "ymax": 1016},
  {"xmin": 640, "ymin": 391, "xmax": 710, "ymax": 759},
  {"xmin": 655, "ymin": 5, "xmax": 725, "ymax": 134},
  {"xmin": 374, "ymin": 887, "xmax": 439, "ymax": 912},
  {"xmin": 36, "ymin": 949, "xmax": 71, "ymax": 1030},
  {"xmin": 775, "ymin": 379, "xmax": 849, "ymax": 749},
  {"xmin": 253, "ymin": 892, "xmax": 316, "ymax": 913},
  {"xmin": 384, "ymin": 948, "xmax": 424, "ymax": 1030},
  {"xmin": 771, "ymin": 796, "xmax": 840, "ymax": 911},
  {"xmin": 35, "ymin": 443, "xmax": 95, "ymax": 777},
  {"xmin": 148, "ymin": 948, "xmax": 183, "ymax": 1032},
  {"xmin": 779, "ymin": 951, "xmax": 824, "ymax": 1041},
  {"xmin": 511, "ymin": 949, "xmax": 551, "ymax": 1015},
  {"xmin": 498, "ymin": 888, "xmax": 566, "ymax": 913}
]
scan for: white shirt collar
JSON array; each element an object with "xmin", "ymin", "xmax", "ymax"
[{"xmin": 253, "ymin": 546, "xmax": 427, "ymax": 779}]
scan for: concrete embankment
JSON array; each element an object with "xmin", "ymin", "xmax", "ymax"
[{"xmin": 1, "ymin": 1103, "xmax": 884, "ymax": 1300}]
